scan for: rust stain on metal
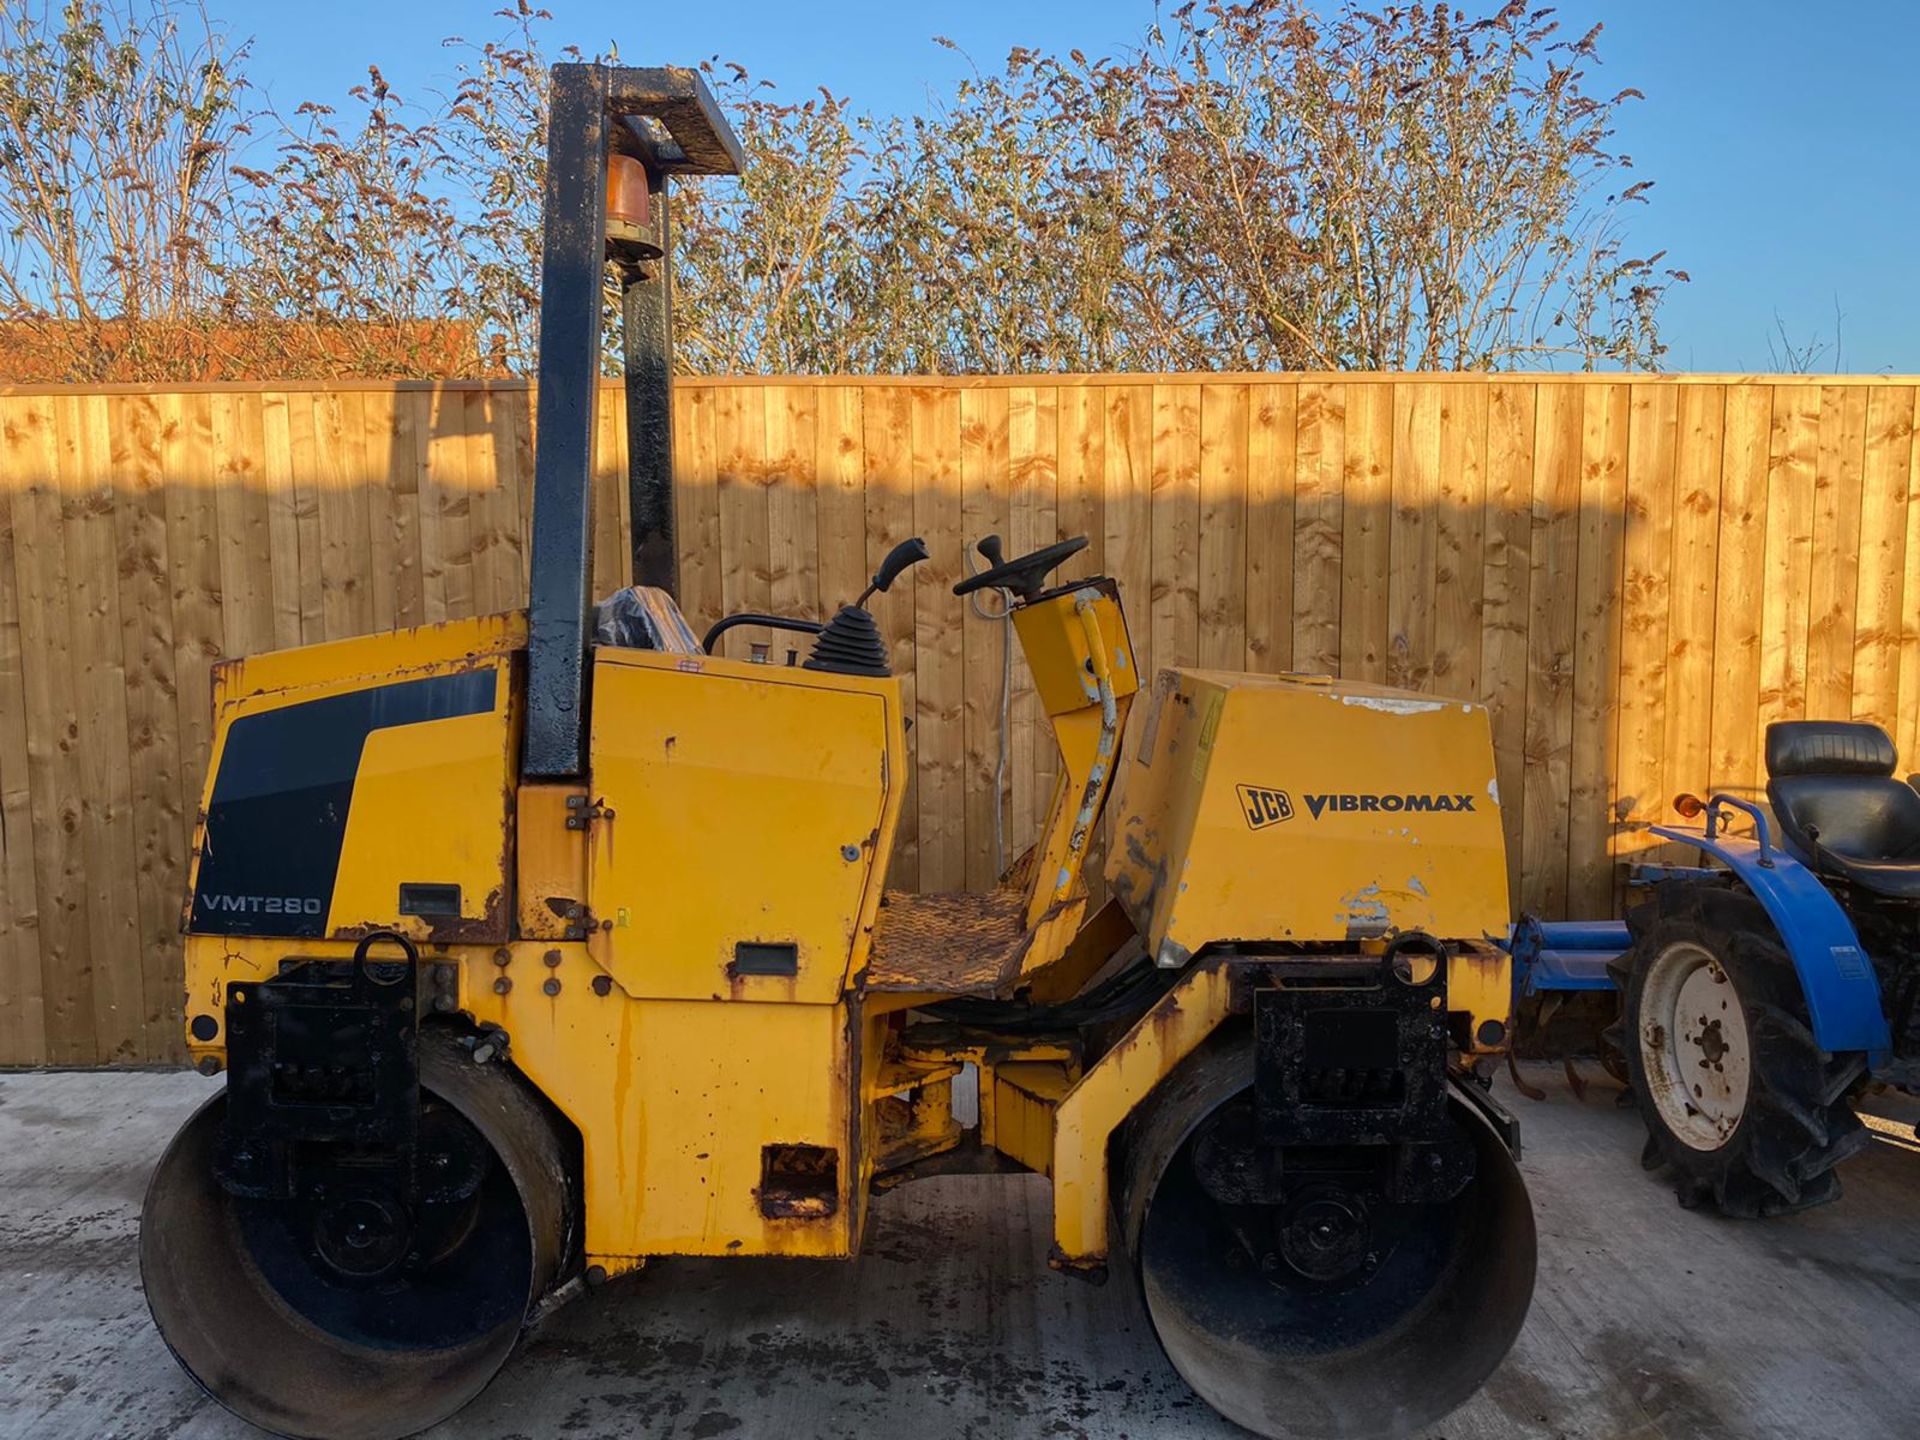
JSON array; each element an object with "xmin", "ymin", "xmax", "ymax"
[
  {"xmin": 329, "ymin": 883, "xmax": 509, "ymax": 946},
  {"xmin": 1453, "ymin": 944, "xmax": 1508, "ymax": 991}
]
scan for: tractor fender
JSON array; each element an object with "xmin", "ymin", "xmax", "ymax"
[{"xmin": 1648, "ymin": 824, "xmax": 1891, "ymax": 1060}]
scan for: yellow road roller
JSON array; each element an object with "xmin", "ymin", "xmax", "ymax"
[{"xmin": 140, "ymin": 61, "xmax": 1536, "ymax": 1440}]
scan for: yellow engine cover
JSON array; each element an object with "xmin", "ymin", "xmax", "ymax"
[
  {"xmin": 585, "ymin": 647, "xmax": 902, "ymax": 1004},
  {"xmin": 1108, "ymin": 670, "xmax": 1509, "ymax": 963}
]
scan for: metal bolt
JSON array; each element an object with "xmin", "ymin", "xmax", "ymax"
[
  {"xmin": 591, "ymin": 975, "xmax": 613, "ymax": 997},
  {"xmin": 584, "ymin": 1264, "xmax": 608, "ymax": 1287},
  {"xmin": 493, "ymin": 947, "xmax": 511, "ymax": 968},
  {"xmin": 196, "ymin": 1055, "xmax": 222, "ymax": 1076},
  {"xmin": 544, "ymin": 949, "xmax": 563, "ymax": 968},
  {"xmin": 841, "ymin": 844, "xmax": 860, "ymax": 862},
  {"xmin": 542, "ymin": 977, "xmax": 562, "ymax": 997},
  {"xmin": 493, "ymin": 976, "xmax": 512, "ymax": 996},
  {"xmin": 433, "ymin": 993, "xmax": 455, "ymax": 1013}
]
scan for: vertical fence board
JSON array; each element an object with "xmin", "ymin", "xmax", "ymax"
[
  {"xmin": 1616, "ymin": 384, "xmax": 1678, "ymax": 853},
  {"xmin": 1759, "ymin": 387, "xmax": 1821, "ymax": 741},
  {"xmin": 363, "ymin": 394, "xmax": 401, "ymax": 633},
  {"xmin": 8, "ymin": 394, "xmax": 97, "ymax": 1061},
  {"xmin": 317, "ymin": 391, "xmax": 372, "ymax": 641},
  {"xmin": 961, "ymin": 388, "xmax": 1013, "ymax": 889},
  {"xmin": 1011, "ymin": 386, "xmax": 1061, "ymax": 854},
  {"xmin": 1481, "ymin": 382, "xmax": 1535, "ymax": 914},
  {"xmin": 1806, "ymin": 386, "xmax": 1869, "ymax": 720},
  {"xmin": 814, "ymin": 386, "xmax": 865, "ymax": 617},
  {"xmin": 1663, "ymin": 386, "xmax": 1724, "ymax": 827},
  {"xmin": 1567, "ymin": 385, "xmax": 1630, "ymax": 917},
  {"xmin": 1197, "ymin": 385, "xmax": 1248, "ymax": 672},
  {"xmin": 1, "ymin": 374, "xmax": 1916, "ymax": 1063},
  {"xmin": 112, "ymin": 393, "xmax": 185, "ymax": 1059},
  {"xmin": 712, "ymin": 385, "xmax": 769, "ymax": 661},
  {"xmin": 1293, "ymin": 383, "xmax": 1345, "ymax": 676},
  {"xmin": 674, "ymin": 385, "xmax": 722, "ymax": 635},
  {"xmin": 1388, "ymin": 383, "xmax": 1441, "ymax": 692},
  {"xmin": 1853, "ymin": 388, "xmax": 1915, "ymax": 733},
  {"xmin": 1341, "ymin": 385, "xmax": 1393, "ymax": 683},
  {"xmin": 1244, "ymin": 384, "xmax": 1296, "ymax": 676},
  {"xmin": 1433, "ymin": 383, "xmax": 1486, "ymax": 703},
  {"xmin": 0, "ymin": 400, "xmax": 44, "ymax": 1064},
  {"xmin": 1522, "ymin": 385, "xmax": 1582, "ymax": 919},
  {"xmin": 1105, "ymin": 386, "xmax": 1154, "ymax": 686},
  {"xmin": 61, "ymin": 396, "xmax": 143, "ymax": 1063},
  {"xmin": 864, "ymin": 386, "xmax": 919, "ymax": 889},
  {"xmin": 912, "ymin": 387, "xmax": 967, "ymax": 894},
  {"xmin": 766, "ymin": 386, "xmax": 821, "ymax": 632},
  {"xmin": 1894, "ymin": 399, "xmax": 1920, "ymax": 765},
  {"xmin": 1710, "ymin": 386, "xmax": 1772, "ymax": 797}
]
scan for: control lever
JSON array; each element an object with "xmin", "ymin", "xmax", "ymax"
[{"xmin": 857, "ymin": 536, "xmax": 930, "ymax": 606}]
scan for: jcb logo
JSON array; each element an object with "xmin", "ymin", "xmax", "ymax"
[{"xmin": 1236, "ymin": 785, "xmax": 1293, "ymax": 830}]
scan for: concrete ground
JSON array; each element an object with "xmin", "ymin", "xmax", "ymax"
[{"xmin": 1, "ymin": 1064, "xmax": 1917, "ymax": 1440}]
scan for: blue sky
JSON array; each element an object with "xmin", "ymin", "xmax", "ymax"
[{"xmin": 227, "ymin": 0, "xmax": 1919, "ymax": 374}]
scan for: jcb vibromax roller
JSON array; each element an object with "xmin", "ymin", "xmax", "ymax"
[{"xmin": 140, "ymin": 61, "xmax": 1536, "ymax": 1440}]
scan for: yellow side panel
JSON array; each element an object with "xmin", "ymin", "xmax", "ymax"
[
  {"xmin": 515, "ymin": 783, "xmax": 589, "ymax": 940},
  {"xmin": 179, "ymin": 937, "xmax": 865, "ymax": 1263},
  {"xmin": 186, "ymin": 616, "xmax": 519, "ymax": 946},
  {"xmin": 329, "ymin": 695, "xmax": 515, "ymax": 939},
  {"xmin": 1052, "ymin": 959, "xmax": 1235, "ymax": 1263},
  {"xmin": 463, "ymin": 947, "xmax": 857, "ymax": 1260},
  {"xmin": 1011, "ymin": 584, "xmax": 1141, "ymax": 715},
  {"xmin": 209, "ymin": 612, "xmax": 523, "ymax": 705},
  {"xmin": 587, "ymin": 650, "xmax": 900, "ymax": 1004},
  {"xmin": 1110, "ymin": 670, "xmax": 1510, "ymax": 959}
]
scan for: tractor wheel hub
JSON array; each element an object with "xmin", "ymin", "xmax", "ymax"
[{"xmin": 1640, "ymin": 939, "xmax": 1752, "ymax": 1150}]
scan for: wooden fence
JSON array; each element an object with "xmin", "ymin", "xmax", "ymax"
[{"xmin": 1, "ymin": 375, "xmax": 1916, "ymax": 1065}]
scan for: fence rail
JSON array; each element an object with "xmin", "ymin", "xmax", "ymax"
[{"xmin": 2, "ymin": 374, "xmax": 1916, "ymax": 1065}]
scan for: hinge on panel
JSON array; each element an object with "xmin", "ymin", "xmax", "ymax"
[
  {"xmin": 564, "ymin": 794, "xmax": 615, "ymax": 831},
  {"xmin": 559, "ymin": 901, "xmax": 599, "ymax": 942}
]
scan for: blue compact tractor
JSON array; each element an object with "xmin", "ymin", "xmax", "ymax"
[{"xmin": 1512, "ymin": 720, "xmax": 1917, "ymax": 1216}]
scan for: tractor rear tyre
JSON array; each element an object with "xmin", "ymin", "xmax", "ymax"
[
  {"xmin": 141, "ymin": 1028, "xmax": 574, "ymax": 1440},
  {"xmin": 1617, "ymin": 882, "xmax": 1869, "ymax": 1217}
]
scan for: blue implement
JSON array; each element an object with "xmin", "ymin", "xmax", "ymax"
[{"xmin": 1508, "ymin": 917, "xmax": 1629, "ymax": 995}]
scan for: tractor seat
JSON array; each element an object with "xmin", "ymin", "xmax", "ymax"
[{"xmin": 1765, "ymin": 720, "xmax": 1920, "ymax": 900}]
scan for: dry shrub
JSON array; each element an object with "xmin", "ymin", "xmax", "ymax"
[{"xmin": 0, "ymin": 0, "xmax": 1680, "ymax": 381}]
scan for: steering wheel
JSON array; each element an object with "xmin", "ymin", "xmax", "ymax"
[{"xmin": 952, "ymin": 534, "xmax": 1089, "ymax": 601}]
